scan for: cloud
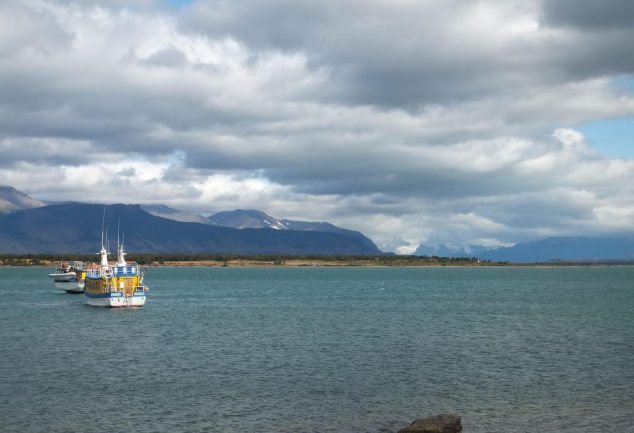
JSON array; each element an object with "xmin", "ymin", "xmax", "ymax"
[
  {"xmin": 1, "ymin": 0, "xmax": 634, "ymax": 252},
  {"xmin": 541, "ymin": 0, "xmax": 634, "ymax": 30},
  {"xmin": 141, "ymin": 47, "xmax": 188, "ymax": 68},
  {"xmin": 179, "ymin": 0, "xmax": 546, "ymax": 107},
  {"xmin": 0, "ymin": 1, "xmax": 71, "ymax": 56},
  {"xmin": 178, "ymin": 0, "xmax": 634, "ymax": 108}
]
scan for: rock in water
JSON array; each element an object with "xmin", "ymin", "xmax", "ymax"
[{"xmin": 398, "ymin": 414, "xmax": 462, "ymax": 433}]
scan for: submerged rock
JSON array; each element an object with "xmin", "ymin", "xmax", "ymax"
[{"xmin": 397, "ymin": 414, "xmax": 462, "ymax": 433}]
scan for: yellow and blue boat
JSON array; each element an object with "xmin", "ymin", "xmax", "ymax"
[{"xmin": 84, "ymin": 239, "xmax": 148, "ymax": 308}]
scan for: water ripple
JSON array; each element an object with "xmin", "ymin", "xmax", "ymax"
[{"xmin": 0, "ymin": 267, "xmax": 632, "ymax": 432}]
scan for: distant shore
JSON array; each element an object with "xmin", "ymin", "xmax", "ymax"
[
  {"xmin": 148, "ymin": 258, "xmax": 489, "ymax": 267},
  {"xmin": 0, "ymin": 255, "xmax": 487, "ymax": 268},
  {"xmin": 2, "ymin": 254, "xmax": 633, "ymax": 267}
]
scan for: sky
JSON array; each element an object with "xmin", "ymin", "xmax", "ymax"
[{"xmin": 1, "ymin": 0, "xmax": 634, "ymax": 253}]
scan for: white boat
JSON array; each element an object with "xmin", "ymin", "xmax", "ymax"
[{"xmin": 49, "ymin": 261, "xmax": 86, "ymax": 294}]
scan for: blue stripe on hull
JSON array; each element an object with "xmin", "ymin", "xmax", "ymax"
[
  {"xmin": 84, "ymin": 292, "xmax": 146, "ymax": 299},
  {"xmin": 84, "ymin": 291, "xmax": 122, "ymax": 299}
]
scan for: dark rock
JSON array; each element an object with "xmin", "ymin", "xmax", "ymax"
[{"xmin": 398, "ymin": 414, "xmax": 462, "ymax": 433}]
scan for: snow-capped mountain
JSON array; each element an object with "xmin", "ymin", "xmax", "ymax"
[{"xmin": 208, "ymin": 209, "xmax": 287, "ymax": 230}]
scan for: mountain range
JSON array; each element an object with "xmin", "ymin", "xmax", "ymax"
[
  {"xmin": 206, "ymin": 209, "xmax": 378, "ymax": 251},
  {"xmin": 0, "ymin": 186, "xmax": 381, "ymax": 255},
  {"xmin": 140, "ymin": 204, "xmax": 212, "ymax": 225},
  {"xmin": 3, "ymin": 185, "xmax": 634, "ymax": 261},
  {"xmin": 415, "ymin": 237, "xmax": 634, "ymax": 263},
  {"xmin": 477, "ymin": 236, "xmax": 634, "ymax": 263},
  {"xmin": 0, "ymin": 203, "xmax": 381, "ymax": 255}
]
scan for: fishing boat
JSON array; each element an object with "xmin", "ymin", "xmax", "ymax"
[
  {"xmin": 84, "ymin": 235, "xmax": 148, "ymax": 308},
  {"xmin": 49, "ymin": 261, "xmax": 87, "ymax": 294}
]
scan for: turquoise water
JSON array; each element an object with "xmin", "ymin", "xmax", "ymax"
[{"xmin": 0, "ymin": 266, "xmax": 632, "ymax": 432}]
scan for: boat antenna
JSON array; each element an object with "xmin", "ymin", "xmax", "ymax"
[
  {"xmin": 99, "ymin": 206, "xmax": 110, "ymax": 269},
  {"xmin": 117, "ymin": 218, "xmax": 120, "ymax": 252},
  {"xmin": 101, "ymin": 206, "xmax": 106, "ymax": 248}
]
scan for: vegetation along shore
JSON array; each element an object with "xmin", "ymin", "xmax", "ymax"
[
  {"xmin": 3, "ymin": 254, "xmax": 633, "ymax": 268},
  {"xmin": 1, "ymin": 253, "xmax": 489, "ymax": 267}
]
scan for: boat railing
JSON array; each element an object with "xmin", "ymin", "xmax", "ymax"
[
  {"xmin": 112, "ymin": 266, "xmax": 138, "ymax": 277},
  {"xmin": 86, "ymin": 269, "xmax": 113, "ymax": 279},
  {"xmin": 85, "ymin": 265, "xmax": 140, "ymax": 278}
]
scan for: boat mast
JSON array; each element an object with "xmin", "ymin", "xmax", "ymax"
[
  {"xmin": 116, "ymin": 218, "xmax": 127, "ymax": 266},
  {"xmin": 100, "ymin": 207, "xmax": 109, "ymax": 270}
]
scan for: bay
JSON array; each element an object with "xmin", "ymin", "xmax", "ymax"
[{"xmin": 0, "ymin": 266, "xmax": 632, "ymax": 432}]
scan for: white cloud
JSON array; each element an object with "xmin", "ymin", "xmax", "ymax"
[
  {"xmin": 395, "ymin": 244, "xmax": 419, "ymax": 255},
  {"xmin": 1, "ymin": 0, "xmax": 634, "ymax": 253},
  {"xmin": 552, "ymin": 128, "xmax": 590, "ymax": 153}
]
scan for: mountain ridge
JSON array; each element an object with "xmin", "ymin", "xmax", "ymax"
[
  {"xmin": 0, "ymin": 203, "xmax": 381, "ymax": 255},
  {"xmin": 141, "ymin": 204, "xmax": 213, "ymax": 225},
  {"xmin": 207, "ymin": 209, "xmax": 377, "ymax": 251},
  {"xmin": 208, "ymin": 209, "xmax": 286, "ymax": 230},
  {"xmin": 477, "ymin": 236, "xmax": 634, "ymax": 263},
  {"xmin": 0, "ymin": 186, "xmax": 45, "ymax": 213}
]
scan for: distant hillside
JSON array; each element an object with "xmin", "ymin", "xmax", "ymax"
[
  {"xmin": 0, "ymin": 186, "xmax": 44, "ymax": 213},
  {"xmin": 208, "ymin": 209, "xmax": 287, "ymax": 229},
  {"xmin": 478, "ymin": 236, "xmax": 634, "ymax": 263},
  {"xmin": 141, "ymin": 204, "xmax": 212, "ymax": 225},
  {"xmin": 279, "ymin": 219, "xmax": 379, "ymax": 252},
  {"xmin": 208, "ymin": 209, "xmax": 378, "ymax": 252},
  {"xmin": 0, "ymin": 203, "xmax": 381, "ymax": 255}
]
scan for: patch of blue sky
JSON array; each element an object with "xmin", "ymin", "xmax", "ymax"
[
  {"xmin": 612, "ymin": 75, "xmax": 634, "ymax": 92},
  {"xmin": 164, "ymin": 0, "xmax": 194, "ymax": 9},
  {"xmin": 578, "ymin": 117, "xmax": 634, "ymax": 158}
]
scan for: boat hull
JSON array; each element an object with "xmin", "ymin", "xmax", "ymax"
[
  {"xmin": 49, "ymin": 272, "xmax": 76, "ymax": 282},
  {"xmin": 50, "ymin": 271, "xmax": 85, "ymax": 293},
  {"xmin": 85, "ymin": 291, "xmax": 147, "ymax": 307},
  {"xmin": 54, "ymin": 281, "xmax": 85, "ymax": 293}
]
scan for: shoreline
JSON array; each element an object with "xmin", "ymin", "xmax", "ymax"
[
  {"xmin": 2, "ymin": 258, "xmax": 633, "ymax": 268},
  {"xmin": 0, "ymin": 259, "xmax": 489, "ymax": 268}
]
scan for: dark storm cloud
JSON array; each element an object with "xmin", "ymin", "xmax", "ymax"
[
  {"xmin": 178, "ymin": 0, "xmax": 331, "ymax": 51},
  {"xmin": 541, "ymin": 0, "xmax": 634, "ymax": 29},
  {"xmin": 178, "ymin": 0, "xmax": 634, "ymax": 108},
  {"xmin": 536, "ymin": 0, "xmax": 634, "ymax": 80},
  {"xmin": 178, "ymin": 0, "xmax": 521, "ymax": 107},
  {"xmin": 0, "ymin": 138, "xmax": 93, "ymax": 168},
  {"xmin": 469, "ymin": 191, "xmax": 596, "ymax": 232},
  {"xmin": 181, "ymin": 128, "xmax": 565, "ymax": 201}
]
